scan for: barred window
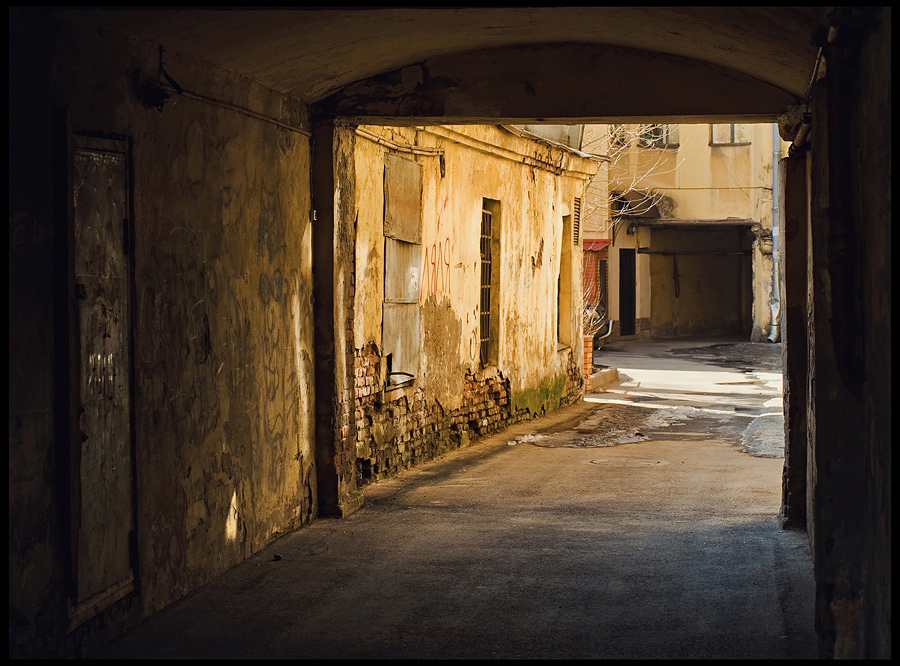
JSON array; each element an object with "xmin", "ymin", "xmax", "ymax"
[{"xmin": 479, "ymin": 199, "xmax": 501, "ymax": 368}]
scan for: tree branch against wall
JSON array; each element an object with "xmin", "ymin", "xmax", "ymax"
[
  {"xmin": 581, "ymin": 123, "xmax": 687, "ymax": 232},
  {"xmin": 579, "ymin": 123, "xmax": 688, "ymax": 343}
]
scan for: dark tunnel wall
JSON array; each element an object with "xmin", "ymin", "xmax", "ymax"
[{"xmin": 10, "ymin": 12, "xmax": 318, "ymax": 654}]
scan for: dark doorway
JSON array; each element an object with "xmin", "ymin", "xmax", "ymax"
[{"xmin": 619, "ymin": 248, "xmax": 636, "ymax": 336}]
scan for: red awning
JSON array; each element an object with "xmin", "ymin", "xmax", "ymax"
[{"xmin": 583, "ymin": 238, "xmax": 612, "ymax": 251}]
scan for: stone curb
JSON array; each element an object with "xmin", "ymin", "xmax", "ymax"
[{"xmin": 590, "ymin": 366, "xmax": 619, "ymax": 392}]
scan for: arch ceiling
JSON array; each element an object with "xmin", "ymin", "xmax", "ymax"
[{"xmin": 56, "ymin": 7, "xmax": 823, "ymax": 123}]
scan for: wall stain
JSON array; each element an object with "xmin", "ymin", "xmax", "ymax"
[{"xmin": 257, "ymin": 184, "xmax": 284, "ymax": 263}]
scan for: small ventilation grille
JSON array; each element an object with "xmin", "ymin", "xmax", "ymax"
[{"xmin": 573, "ymin": 197, "xmax": 581, "ymax": 245}]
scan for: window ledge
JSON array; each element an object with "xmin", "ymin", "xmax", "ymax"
[
  {"xmin": 385, "ymin": 374, "xmax": 415, "ymax": 391},
  {"xmin": 384, "ymin": 380, "xmax": 415, "ymax": 397},
  {"xmin": 472, "ymin": 365, "xmax": 501, "ymax": 384}
]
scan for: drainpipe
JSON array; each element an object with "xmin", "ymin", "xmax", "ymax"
[
  {"xmin": 596, "ymin": 319, "xmax": 614, "ymax": 341},
  {"xmin": 768, "ymin": 123, "xmax": 782, "ymax": 342}
]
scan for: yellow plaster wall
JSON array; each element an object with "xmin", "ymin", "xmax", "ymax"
[
  {"xmin": 36, "ymin": 19, "xmax": 318, "ymax": 619},
  {"xmin": 584, "ymin": 123, "xmax": 788, "ymax": 340},
  {"xmin": 354, "ymin": 125, "xmax": 596, "ymax": 410}
]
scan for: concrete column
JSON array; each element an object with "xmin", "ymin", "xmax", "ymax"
[
  {"xmin": 806, "ymin": 13, "xmax": 892, "ymax": 654},
  {"xmin": 842, "ymin": 8, "xmax": 891, "ymax": 658},
  {"xmin": 779, "ymin": 152, "xmax": 808, "ymax": 530},
  {"xmin": 311, "ymin": 121, "xmax": 363, "ymax": 518},
  {"xmin": 807, "ymin": 51, "xmax": 867, "ymax": 658},
  {"xmin": 855, "ymin": 12, "xmax": 892, "ymax": 659}
]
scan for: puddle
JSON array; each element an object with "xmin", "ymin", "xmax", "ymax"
[{"xmin": 589, "ymin": 458, "xmax": 670, "ymax": 467}]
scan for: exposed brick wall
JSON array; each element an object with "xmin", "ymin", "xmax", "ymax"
[
  {"xmin": 352, "ymin": 342, "xmax": 583, "ymax": 487},
  {"xmin": 582, "ymin": 336, "xmax": 594, "ymax": 381},
  {"xmin": 564, "ymin": 347, "xmax": 584, "ymax": 405}
]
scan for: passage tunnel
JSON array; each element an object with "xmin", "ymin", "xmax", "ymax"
[{"xmin": 8, "ymin": 7, "xmax": 890, "ymax": 659}]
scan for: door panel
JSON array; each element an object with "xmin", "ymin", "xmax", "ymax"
[{"xmin": 70, "ymin": 134, "xmax": 135, "ymax": 626}]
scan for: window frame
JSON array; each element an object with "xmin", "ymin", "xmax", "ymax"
[
  {"xmin": 637, "ymin": 124, "xmax": 679, "ymax": 149},
  {"xmin": 479, "ymin": 198, "xmax": 502, "ymax": 369},
  {"xmin": 709, "ymin": 123, "xmax": 751, "ymax": 146}
]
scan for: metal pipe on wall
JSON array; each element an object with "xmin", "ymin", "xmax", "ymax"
[{"xmin": 768, "ymin": 123, "xmax": 782, "ymax": 342}]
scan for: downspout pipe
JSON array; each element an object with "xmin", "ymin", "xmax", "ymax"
[
  {"xmin": 596, "ymin": 319, "xmax": 614, "ymax": 341},
  {"xmin": 768, "ymin": 123, "xmax": 782, "ymax": 342}
]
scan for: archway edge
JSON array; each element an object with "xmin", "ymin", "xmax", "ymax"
[
  {"xmin": 313, "ymin": 43, "xmax": 802, "ymax": 125},
  {"xmin": 54, "ymin": 7, "xmax": 821, "ymax": 106}
]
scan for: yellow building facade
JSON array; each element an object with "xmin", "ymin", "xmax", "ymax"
[{"xmin": 581, "ymin": 123, "xmax": 791, "ymax": 343}]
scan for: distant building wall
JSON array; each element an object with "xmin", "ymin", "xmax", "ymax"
[{"xmin": 580, "ymin": 123, "xmax": 789, "ymax": 342}]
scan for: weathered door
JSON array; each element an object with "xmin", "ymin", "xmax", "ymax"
[{"xmin": 69, "ymin": 134, "xmax": 135, "ymax": 628}]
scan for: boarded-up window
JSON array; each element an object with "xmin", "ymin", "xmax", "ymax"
[{"xmin": 383, "ymin": 154, "xmax": 422, "ymax": 385}]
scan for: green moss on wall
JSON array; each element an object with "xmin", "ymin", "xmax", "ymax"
[{"xmin": 511, "ymin": 374, "xmax": 567, "ymax": 416}]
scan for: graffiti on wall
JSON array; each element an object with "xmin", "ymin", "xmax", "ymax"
[
  {"xmin": 421, "ymin": 238, "xmax": 452, "ymax": 302},
  {"xmin": 257, "ymin": 267, "xmax": 295, "ymax": 494},
  {"xmin": 420, "ymin": 193, "xmax": 452, "ymax": 303},
  {"xmin": 468, "ymin": 313, "xmax": 479, "ymax": 363}
]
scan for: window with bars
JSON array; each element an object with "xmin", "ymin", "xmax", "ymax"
[
  {"xmin": 573, "ymin": 197, "xmax": 581, "ymax": 245},
  {"xmin": 558, "ymin": 213, "xmax": 574, "ymax": 348},
  {"xmin": 479, "ymin": 199, "xmax": 501, "ymax": 368},
  {"xmin": 479, "ymin": 208, "xmax": 492, "ymax": 367}
]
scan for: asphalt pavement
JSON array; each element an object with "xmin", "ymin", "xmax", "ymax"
[{"xmin": 89, "ymin": 335, "xmax": 818, "ymax": 660}]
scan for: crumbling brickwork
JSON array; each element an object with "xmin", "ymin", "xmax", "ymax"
[
  {"xmin": 563, "ymin": 347, "xmax": 584, "ymax": 405},
  {"xmin": 352, "ymin": 341, "xmax": 583, "ymax": 486}
]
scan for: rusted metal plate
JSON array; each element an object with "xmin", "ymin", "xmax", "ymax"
[
  {"xmin": 382, "ymin": 302, "xmax": 419, "ymax": 381},
  {"xmin": 384, "ymin": 238, "xmax": 421, "ymax": 304},
  {"xmin": 72, "ymin": 135, "xmax": 134, "ymax": 608},
  {"xmin": 382, "ymin": 153, "xmax": 422, "ymax": 380},
  {"xmin": 384, "ymin": 153, "xmax": 422, "ymax": 243}
]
